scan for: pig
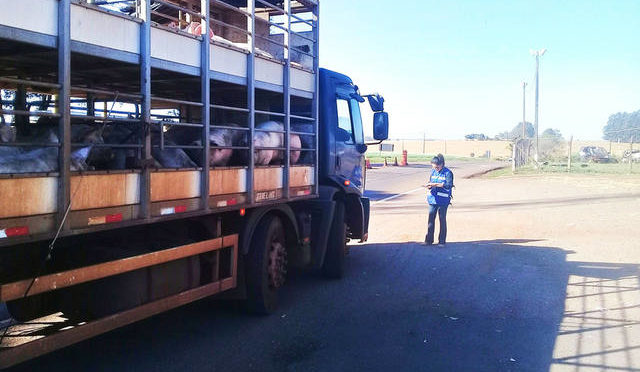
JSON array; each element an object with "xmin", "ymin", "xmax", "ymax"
[
  {"xmin": 291, "ymin": 123, "xmax": 314, "ymax": 164},
  {"xmin": 0, "ymin": 119, "xmax": 105, "ymax": 173},
  {"xmin": 175, "ymin": 123, "xmax": 247, "ymax": 167},
  {"xmin": 99, "ymin": 124, "xmax": 197, "ymax": 169},
  {"xmin": 100, "ymin": 124, "xmax": 138, "ymax": 170},
  {"xmin": 290, "ymin": 132, "xmax": 302, "ymax": 164},
  {"xmin": 0, "ymin": 124, "xmax": 16, "ymax": 143},
  {"xmin": 254, "ymin": 121, "xmax": 303, "ymax": 165},
  {"xmin": 254, "ymin": 121, "xmax": 283, "ymax": 165},
  {"xmin": 151, "ymin": 132, "xmax": 197, "ymax": 169}
]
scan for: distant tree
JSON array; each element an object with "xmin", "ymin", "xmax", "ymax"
[
  {"xmin": 511, "ymin": 122, "xmax": 534, "ymax": 139},
  {"xmin": 494, "ymin": 122, "xmax": 534, "ymax": 140},
  {"xmin": 539, "ymin": 128, "xmax": 565, "ymax": 159},
  {"xmin": 541, "ymin": 128, "xmax": 563, "ymax": 139},
  {"xmin": 603, "ymin": 110, "xmax": 640, "ymax": 142},
  {"xmin": 464, "ymin": 133, "xmax": 487, "ymax": 141}
]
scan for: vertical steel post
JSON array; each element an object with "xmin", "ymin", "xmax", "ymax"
[
  {"xmin": 200, "ymin": 0, "xmax": 211, "ymax": 211},
  {"xmin": 247, "ymin": 1, "xmax": 255, "ymax": 204},
  {"xmin": 58, "ymin": 0, "xmax": 71, "ymax": 229},
  {"xmin": 140, "ymin": 0, "xmax": 152, "ymax": 219},
  {"xmin": 312, "ymin": 2, "xmax": 319, "ymax": 196},
  {"xmin": 630, "ymin": 136, "xmax": 634, "ymax": 174},
  {"xmin": 522, "ymin": 81, "xmax": 527, "ymax": 139},
  {"xmin": 283, "ymin": 0, "xmax": 291, "ymax": 199},
  {"xmin": 534, "ymin": 54, "xmax": 540, "ymax": 163},
  {"xmin": 14, "ymin": 84, "xmax": 27, "ymax": 136},
  {"xmin": 86, "ymin": 92, "xmax": 95, "ymax": 116},
  {"xmin": 567, "ymin": 135, "xmax": 573, "ymax": 172}
]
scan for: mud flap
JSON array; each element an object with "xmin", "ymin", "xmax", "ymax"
[
  {"xmin": 308, "ymin": 200, "xmax": 336, "ymax": 270},
  {"xmin": 361, "ymin": 197, "xmax": 370, "ymax": 241}
]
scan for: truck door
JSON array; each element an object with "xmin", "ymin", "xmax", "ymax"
[{"xmin": 335, "ymin": 91, "xmax": 365, "ymax": 191}]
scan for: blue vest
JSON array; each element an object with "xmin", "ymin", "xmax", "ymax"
[{"xmin": 427, "ymin": 167, "xmax": 453, "ymax": 205}]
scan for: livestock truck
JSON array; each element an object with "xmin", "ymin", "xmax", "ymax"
[{"xmin": 0, "ymin": 0, "xmax": 389, "ymax": 367}]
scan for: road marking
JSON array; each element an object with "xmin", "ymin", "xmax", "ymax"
[{"xmin": 372, "ymin": 187, "xmax": 424, "ymax": 204}]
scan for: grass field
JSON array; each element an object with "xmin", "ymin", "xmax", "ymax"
[{"xmin": 486, "ymin": 160, "xmax": 640, "ymax": 177}]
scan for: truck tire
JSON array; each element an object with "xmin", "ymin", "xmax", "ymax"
[
  {"xmin": 322, "ymin": 200, "xmax": 347, "ymax": 279},
  {"xmin": 245, "ymin": 214, "xmax": 287, "ymax": 314}
]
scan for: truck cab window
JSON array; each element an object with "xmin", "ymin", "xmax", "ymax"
[
  {"xmin": 349, "ymin": 99, "xmax": 364, "ymax": 144},
  {"xmin": 336, "ymin": 98, "xmax": 354, "ymax": 143}
]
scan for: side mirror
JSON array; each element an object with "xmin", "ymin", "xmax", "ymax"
[{"xmin": 373, "ymin": 112, "xmax": 389, "ymax": 141}]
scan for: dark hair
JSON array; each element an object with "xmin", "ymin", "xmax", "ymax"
[{"xmin": 431, "ymin": 153, "xmax": 445, "ymax": 166}]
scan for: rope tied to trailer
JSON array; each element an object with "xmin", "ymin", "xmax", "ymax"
[
  {"xmin": 98, "ymin": 90, "xmax": 120, "ymax": 135},
  {"xmin": 0, "ymin": 133, "xmax": 88, "ymax": 346}
]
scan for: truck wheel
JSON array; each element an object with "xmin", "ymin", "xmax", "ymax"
[
  {"xmin": 246, "ymin": 214, "xmax": 287, "ymax": 314},
  {"xmin": 322, "ymin": 200, "xmax": 347, "ymax": 279}
]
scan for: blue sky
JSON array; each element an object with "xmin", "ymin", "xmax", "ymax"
[{"xmin": 319, "ymin": 0, "xmax": 640, "ymax": 140}]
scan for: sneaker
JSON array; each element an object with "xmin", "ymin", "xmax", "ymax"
[{"xmin": 437, "ymin": 243, "xmax": 446, "ymax": 248}]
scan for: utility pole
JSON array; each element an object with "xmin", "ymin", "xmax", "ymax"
[
  {"xmin": 422, "ymin": 131, "xmax": 426, "ymax": 154},
  {"xmin": 522, "ymin": 82, "xmax": 527, "ymax": 139},
  {"xmin": 531, "ymin": 48, "xmax": 546, "ymax": 163}
]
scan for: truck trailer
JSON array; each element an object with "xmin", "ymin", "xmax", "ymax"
[{"xmin": 0, "ymin": 0, "xmax": 389, "ymax": 367}]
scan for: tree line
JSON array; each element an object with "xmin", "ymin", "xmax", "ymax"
[{"xmin": 603, "ymin": 110, "xmax": 640, "ymax": 142}]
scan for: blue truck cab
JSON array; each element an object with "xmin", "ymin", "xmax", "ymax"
[{"xmin": 304, "ymin": 68, "xmax": 388, "ymax": 277}]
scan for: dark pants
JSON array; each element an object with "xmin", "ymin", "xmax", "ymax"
[{"xmin": 425, "ymin": 204, "xmax": 448, "ymax": 244}]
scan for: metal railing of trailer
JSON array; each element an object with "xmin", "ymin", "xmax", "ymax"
[{"xmin": 0, "ymin": 0, "xmax": 320, "ymax": 247}]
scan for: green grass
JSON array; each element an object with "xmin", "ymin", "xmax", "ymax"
[
  {"xmin": 486, "ymin": 161, "xmax": 640, "ymax": 178},
  {"xmin": 365, "ymin": 153, "xmax": 486, "ymax": 164}
]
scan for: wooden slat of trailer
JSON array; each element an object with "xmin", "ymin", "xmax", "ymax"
[
  {"xmin": 0, "ymin": 237, "xmax": 223, "ymax": 302},
  {"xmin": 150, "ymin": 170, "xmax": 200, "ymax": 202},
  {"xmin": 70, "ymin": 173, "xmax": 140, "ymax": 210},
  {"xmin": 254, "ymin": 167, "xmax": 283, "ymax": 191},
  {"xmin": 209, "ymin": 168, "xmax": 247, "ymax": 195},
  {"xmin": 223, "ymin": 234, "xmax": 238, "ymax": 287},
  {"xmin": 289, "ymin": 166, "xmax": 313, "ymax": 187},
  {"xmin": 0, "ymin": 177, "xmax": 57, "ymax": 219}
]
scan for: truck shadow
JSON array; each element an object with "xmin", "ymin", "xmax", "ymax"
[{"xmin": 6, "ymin": 240, "xmax": 639, "ymax": 372}]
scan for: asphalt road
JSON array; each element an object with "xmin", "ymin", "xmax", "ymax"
[{"xmin": 5, "ymin": 160, "xmax": 640, "ymax": 372}]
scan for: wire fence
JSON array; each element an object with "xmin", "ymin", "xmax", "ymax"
[{"xmin": 512, "ymin": 135, "xmax": 637, "ymax": 174}]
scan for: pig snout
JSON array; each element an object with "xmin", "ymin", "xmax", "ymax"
[{"xmin": 211, "ymin": 148, "xmax": 233, "ymax": 166}]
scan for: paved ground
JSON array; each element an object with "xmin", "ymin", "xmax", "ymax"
[{"xmin": 4, "ymin": 161, "xmax": 640, "ymax": 371}]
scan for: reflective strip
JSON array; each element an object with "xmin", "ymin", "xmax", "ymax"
[
  {"xmin": 0, "ymin": 226, "xmax": 29, "ymax": 238},
  {"xmin": 88, "ymin": 213, "xmax": 123, "ymax": 225},
  {"xmin": 296, "ymin": 188, "xmax": 311, "ymax": 196},
  {"xmin": 88, "ymin": 216, "xmax": 106, "ymax": 225},
  {"xmin": 161, "ymin": 206, "xmax": 187, "ymax": 215},
  {"xmin": 160, "ymin": 207, "xmax": 175, "ymax": 215},
  {"xmin": 106, "ymin": 213, "xmax": 123, "ymax": 223},
  {"xmin": 436, "ymin": 192, "xmax": 450, "ymax": 198},
  {"xmin": 216, "ymin": 198, "xmax": 238, "ymax": 208}
]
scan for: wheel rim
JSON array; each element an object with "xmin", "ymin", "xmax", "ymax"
[{"xmin": 268, "ymin": 238, "xmax": 287, "ymax": 289}]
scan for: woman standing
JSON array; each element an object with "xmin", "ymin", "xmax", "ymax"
[{"xmin": 424, "ymin": 154, "xmax": 453, "ymax": 246}]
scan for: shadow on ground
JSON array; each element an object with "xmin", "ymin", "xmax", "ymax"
[{"xmin": 6, "ymin": 240, "xmax": 639, "ymax": 372}]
